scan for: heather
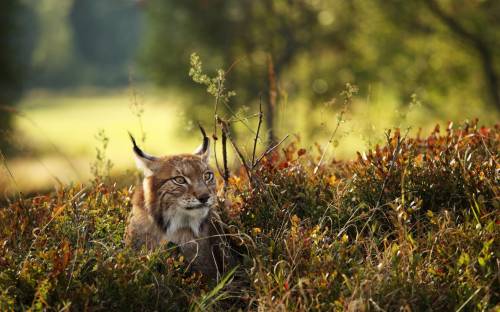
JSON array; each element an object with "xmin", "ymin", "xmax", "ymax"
[{"xmin": 1, "ymin": 120, "xmax": 498, "ymax": 311}]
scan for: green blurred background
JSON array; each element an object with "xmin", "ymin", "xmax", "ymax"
[{"xmin": 1, "ymin": 0, "xmax": 499, "ymax": 193}]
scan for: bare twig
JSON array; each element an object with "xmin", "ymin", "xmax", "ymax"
[
  {"xmin": 217, "ymin": 117, "xmax": 252, "ymax": 182},
  {"xmin": 478, "ymin": 134, "xmax": 498, "ymax": 167},
  {"xmin": 374, "ymin": 129, "xmax": 408, "ymax": 208},
  {"xmin": 358, "ymin": 128, "xmax": 410, "ymax": 237},
  {"xmin": 252, "ymin": 95, "xmax": 264, "ymax": 166},
  {"xmin": 225, "ymin": 56, "xmax": 247, "ymax": 76},
  {"xmin": 128, "ymin": 70, "xmax": 146, "ymax": 143},
  {"xmin": 313, "ymin": 106, "xmax": 347, "ymax": 174},
  {"xmin": 221, "ymin": 127, "xmax": 230, "ymax": 192},
  {"xmin": 221, "ymin": 100, "xmax": 260, "ymax": 136},
  {"xmin": 314, "ymin": 84, "xmax": 357, "ymax": 174},
  {"xmin": 227, "ymin": 113, "xmax": 261, "ymax": 124},
  {"xmin": 0, "ymin": 148, "xmax": 21, "ymax": 198},
  {"xmin": 253, "ymin": 134, "xmax": 290, "ymax": 169},
  {"xmin": 456, "ymin": 287, "xmax": 482, "ymax": 312},
  {"xmin": 221, "ymin": 59, "xmax": 259, "ymax": 136},
  {"xmin": 212, "ymin": 79, "xmax": 224, "ymax": 177}
]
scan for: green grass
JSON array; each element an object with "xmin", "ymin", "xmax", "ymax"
[
  {"xmin": 1, "ymin": 120, "xmax": 498, "ymax": 311},
  {"xmin": 5, "ymin": 85, "xmax": 499, "ymax": 195},
  {"xmin": 15, "ymin": 88, "xmax": 199, "ymax": 159},
  {"xmin": 3, "ymin": 88, "xmax": 201, "ymax": 192}
]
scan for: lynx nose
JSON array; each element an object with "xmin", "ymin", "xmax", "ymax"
[{"xmin": 197, "ymin": 194, "xmax": 210, "ymax": 204}]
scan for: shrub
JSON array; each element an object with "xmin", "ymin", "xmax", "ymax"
[{"xmin": 0, "ymin": 120, "xmax": 498, "ymax": 311}]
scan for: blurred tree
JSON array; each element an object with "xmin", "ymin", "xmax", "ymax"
[
  {"xmin": 0, "ymin": 0, "xmax": 36, "ymax": 154},
  {"xmin": 25, "ymin": 0, "xmax": 143, "ymax": 88},
  {"xmin": 422, "ymin": 0, "xmax": 500, "ymax": 110},
  {"xmin": 142, "ymin": 0, "xmax": 500, "ymax": 132},
  {"xmin": 29, "ymin": 0, "xmax": 78, "ymax": 88},
  {"xmin": 375, "ymin": 0, "xmax": 500, "ymax": 110},
  {"xmin": 69, "ymin": 0, "xmax": 144, "ymax": 86},
  {"xmin": 142, "ymin": 0, "xmax": 355, "ymax": 142}
]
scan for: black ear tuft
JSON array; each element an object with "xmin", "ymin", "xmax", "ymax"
[
  {"xmin": 128, "ymin": 131, "xmax": 138, "ymax": 148},
  {"xmin": 197, "ymin": 123, "xmax": 209, "ymax": 154},
  {"xmin": 128, "ymin": 132, "xmax": 156, "ymax": 161}
]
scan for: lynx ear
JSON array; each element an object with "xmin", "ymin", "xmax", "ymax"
[
  {"xmin": 193, "ymin": 124, "xmax": 210, "ymax": 163},
  {"xmin": 129, "ymin": 132, "xmax": 158, "ymax": 176}
]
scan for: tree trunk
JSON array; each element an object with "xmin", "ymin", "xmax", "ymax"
[
  {"xmin": 266, "ymin": 54, "xmax": 277, "ymax": 146},
  {"xmin": 424, "ymin": 0, "xmax": 500, "ymax": 110}
]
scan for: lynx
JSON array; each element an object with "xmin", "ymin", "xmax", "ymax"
[{"xmin": 125, "ymin": 126, "xmax": 233, "ymax": 280}]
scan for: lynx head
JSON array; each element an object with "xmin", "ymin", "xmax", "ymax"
[{"xmin": 129, "ymin": 126, "xmax": 216, "ymax": 234}]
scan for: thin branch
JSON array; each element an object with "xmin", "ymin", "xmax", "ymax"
[
  {"xmin": 217, "ymin": 117, "xmax": 252, "ymax": 182},
  {"xmin": 128, "ymin": 70, "xmax": 146, "ymax": 143},
  {"xmin": 212, "ymin": 79, "xmax": 224, "ymax": 177},
  {"xmin": 253, "ymin": 134, "xmax": 290, "ymax": 169},
  {"xmin": 455, "ymin": 287, "xmax": 482, "ymax": 312},
  {"xmin": 227, "ymin": 113, "xmax": 261, "ymax": 124},
  {"xmin": 222, "ymin": 99, "xmax": 259, "ymax": 136},
  {"xmin": 375, "ymin": 130, "xmax": 406, "ymax": 208},
  {"xmin": 225, "ymin": 56, "xmax": 247, "ymax": 76},
  {"xmin": 0, "ymin": 148, "xmax": 21, "ymax": 199},
  {"xmin": 221, "ymin": 128, "xmax": 229, "ymax": 192},
  {"xmin": 252, "ymin": 95, "xmax": 264, "ymax": 166},
  {"xmin": 220, "ymin": 58, "xmax": 260, "ymax": 136},
  {"xmin": 358, "ymin": 128, "xmax": 410, "ymax": 237},
  {"xmin": 313, "ymin": 106, "xmax": 347, "ymax": 174}
]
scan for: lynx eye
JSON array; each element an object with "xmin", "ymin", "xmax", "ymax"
[
  {"xmin": 172, "ymin": 176, "xmax": 187, "ymax": 185},
  {"xmin": 203, "ymin": 172, "xmax": 214, "ymax": 182}
]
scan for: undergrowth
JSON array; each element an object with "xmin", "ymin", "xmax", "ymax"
[{"xmin": 0, "ymin": 120, "xmax": 498, "ymax": 311}]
